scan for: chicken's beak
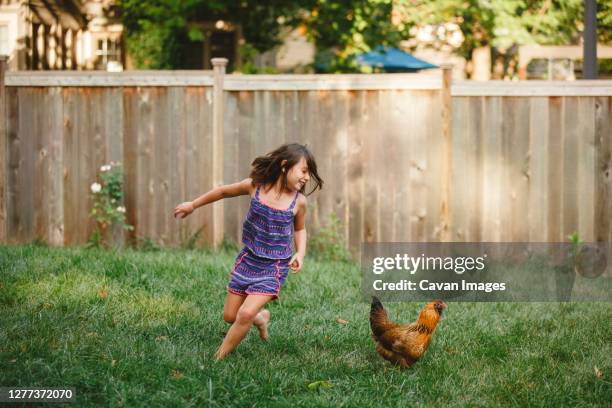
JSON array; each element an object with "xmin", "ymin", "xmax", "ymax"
[{"xmin": 434, "ymin": 301, "xmax": 447, "ymax": 319}]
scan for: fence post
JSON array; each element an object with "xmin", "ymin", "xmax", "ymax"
[
  {"xmin": 0, "ymin": 55, "xmax": 7, "ymax": 243},
  {"xmin": 211, "ymin": 58, "xmax": 227, "ymax": 248},
  {"xmin": 440, "ymin": 64, "xmax": 453, "ymax": 242}
]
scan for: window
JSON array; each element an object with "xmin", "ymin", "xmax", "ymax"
[
  {"xmin": 95, "ymin": 37, "xmax": 121, "ymax": 70},
  {"xmin": 0, "ymin": 24, "xmax": 9, "ymax": 56}
]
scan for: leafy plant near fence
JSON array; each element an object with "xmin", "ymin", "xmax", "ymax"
[
  {"xmin": 309, "ymin": 212, "xmax": 352, "ymax": 262},
  {"xmin": 88, "ymin": 162, "xmax": 133, "ymax": 248}
]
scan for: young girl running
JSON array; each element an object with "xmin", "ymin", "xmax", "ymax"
[{"xmin": 173, "ymin": 143, "xmax": 323, "ymax": 360}]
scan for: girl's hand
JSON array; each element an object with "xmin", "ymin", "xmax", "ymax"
[
  {"xmin": 173, "ymin": 201, "xmax": 195, "ymax": 219},
  {"xmin": 289, "ymin": 253, "xmax": 304, "ymax": 274}
]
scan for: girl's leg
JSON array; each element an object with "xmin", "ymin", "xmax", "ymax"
[
  {"xmin": 223, "ymin": 292, "xmax": 247, "ymax": 323},
  {"xmin": 222, "ymin": 292, "xmax": 269, "ymax": 340},
  {"xmin": 253, "ymin": 308, "xmax": 270, "ymax": 341},
  {"xmin": 213, "ymin": 294, "xmax": 272, "ymax": 360}
]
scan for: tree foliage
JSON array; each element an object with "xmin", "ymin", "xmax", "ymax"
[
  {"xmin": 394, "ymin": 0, "xmax": 610, "ymax": 60},
  {"xmin": 295, "ymin": 0, "xmax": 410, "ymax": 72},
  {"xmin": 118, "ymin": 0, "xmax": 612, "ymax": 71},
  {"xmin": 118, "ymin": 0, "xmax": 197, "ymax": 69},
  {"xmin": 118, "ymin": 0, "xmax": 300, "ymax": 69}
]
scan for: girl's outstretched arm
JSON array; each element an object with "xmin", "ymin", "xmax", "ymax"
[{"xmin": 173, "ymin": 178, "xmax": 253, "ymax": 219}]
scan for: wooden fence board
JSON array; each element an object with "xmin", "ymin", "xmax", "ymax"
[
  {"xmin": 347, "ymin": 90, "xmax": 364, "ymax": 255},
  {"xmin": 44, "ymin": 87, "xmax": 64, "ymax": 246},
  {"xmin": 223, "ymin": 91, "xmax": 240, "ymax": 242},
  {"xmin": 336, "ymin": 91, "xmax": 350, "ymax": 241},
  {"xmin": 201, "ymin": 87, "xmax": 215, "ymax": 245},
  {"xmin": 362, "ymin": 90, "xmax": 379, "ymax": 243},
  {"xmin": 528, "ymin": 97, "xmax": 549, "ymax": 242},
  {"xmin": 122, "ymin": 88, "xmax": 138, "ymax": 245},
  {"xmin": 0, "ymin": 58, "xmax": 6, "ymax": 241},
  {"xmin": 393, "ymin": 90, "xmax": 411, "ymax": 242},
  {"xmin": 595, "ymin": 97, "xmax": 611, "ymax": 242},
  {"xmin": 547, "ymin": 96, "xmax": 564, "ymax": 242},
  {"xmin": 481, "ymin": 96, "xmax": 503, "ymax": 242},
  {"xmin": 509, "ymin": 97, "xmax": 531, "ymax": 242},
  {"xmin": 577, "ymin": 97, "xmax": 596, "ymax": 241},
  {"xmin": 166, "ymin": 87, "xmax": 184, "ymax": 246},
  {"xmin": 155, "ymin": 87, "xmax": 171, "ymax": 245},
  {"xmin": 105, "ymin": 88, "xmax": 125, "ymax": 246},
  {"xmin": 235, "ymin": 90, "xmax": 255, "ymax": 243},
  {"xmin": 18, "ymin": 88, "xmax": 35, "ymax": 241},
  {"xmin": 468, "ymin": 95, "xmax": 483, "ymax": 242},
  {"xmin": 563, "ymin": 97, "xmax": 579, "ymax": 239},
  {"xmin": 424, "ymin": 90, "xmax": 444, "ymax": 242},
  {"xmin": 410, "ymin": 91, "xmax": 430, "ymax": 241},
  {"xmin": 6, "ymin": 87, "xmax": 19, "ymax": 243},
  {"xmin": 451, "ymin": 97, "xmax": 468, "ymax": 241},
  {"xmin": 315, "ymin": 90, "xmax": 335, "ymax": 229},
  {"xmin": 91, "ymin": 89, "xmax": 110, "ymax": 242}
]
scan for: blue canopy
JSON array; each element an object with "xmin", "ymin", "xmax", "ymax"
[{"xmin": 356, "ymin": 46, "xmax": 438, "ymax": 72}]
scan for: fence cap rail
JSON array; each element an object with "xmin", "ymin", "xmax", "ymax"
[
  {"xmin": 5, "ymin": 70, "xmax": 215, "ymax": 86},
  {"xmin": 452, "ymin": 80, "xmax": 612, "ymax": 96},
  {"xmin": 4, "ymin": 71, "xmax": 612, "ymax": 95},
  {"xmin": 5, "ymin": 71, "xmax": 443, "ymax": 90},
  {"xmin": 223, "ymin": 72, "xmax": 442, "ymax": 90}
]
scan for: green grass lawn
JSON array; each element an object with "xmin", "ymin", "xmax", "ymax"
[{"xmin": 0, "ymin": 244, "xmax": 610, "ymax": 407}]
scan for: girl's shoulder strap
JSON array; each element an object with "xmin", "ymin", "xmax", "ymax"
[
  {"xmin": 288, "ymin": 191, "xmax": 299, "ymax": 211},
  {"xmin": 255, "ymin": 185, "xmax": 260, "ymax": 199}
]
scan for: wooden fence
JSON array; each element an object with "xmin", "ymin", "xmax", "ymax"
[
  {"xmin": 451, "ymin": 88, "xmax": 611, "ymax": 245},
  {"xmin": 1, "ymin": 57, "xmax": 611, "ymax": 256}
]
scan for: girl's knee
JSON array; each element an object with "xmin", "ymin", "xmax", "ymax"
[
  {"xmin": 235, "ymin": 307, "xmax": 258, "ymax": 324},
  {"xmin": 223, "ymin": 311, "xmax": 236, "ymax": 323}
]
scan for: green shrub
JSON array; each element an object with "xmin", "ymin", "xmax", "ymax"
[{"xmin": 309, "ymin": 212, "xmax": 352, "ymax": 262}]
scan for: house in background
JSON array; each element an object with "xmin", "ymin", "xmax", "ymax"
[
  {"xmin": 0, "ymin": 0, "xmax": 123, "ymax": 71},
  {"xmin": 518, "ymin": 43, "xmax": 612, "ymax": 80},
  {"xmin": 252, "ymin": 26, "xmax": 315, "ymax": 73},
  {"xmin": 0, "ymin": 1, "xmax": 245, "ymax": 72}
]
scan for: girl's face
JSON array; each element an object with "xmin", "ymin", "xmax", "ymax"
[{"xmin": 285, "ymin": 157, "xmax": 310, "ymax": 192}]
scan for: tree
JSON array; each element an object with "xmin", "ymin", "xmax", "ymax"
[
  {"xmin": 295, "ymin": 0, "xmax": 410, "ymax": 72},
  {"xmin": 118, "ymin": 0, "xmax": 197, "ymax": 69},
  {"xmin": 118, "ymin": 0, "xmax": 301, "ymax": 69},
  {"xmin": 394, "ymin": 0, "xmax": 611, "ymax": 78}
]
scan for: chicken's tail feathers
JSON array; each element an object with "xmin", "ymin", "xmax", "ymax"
[
  {"xmin": 371, "ymin": 296, "xmax": 384, "ymax": 312},
  {"xmin": 370, "ymin": 296, "xmax": 391, "ymax": 339}
]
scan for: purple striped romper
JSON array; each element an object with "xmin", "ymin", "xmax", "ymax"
[{"xmin": 227, "ymin": 185, "xmax": 299, "ymax": 300}]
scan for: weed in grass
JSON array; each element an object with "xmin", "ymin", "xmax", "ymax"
[
  {"xmin": 135, "ymin": 236, "xmax": 162, "ymax": 252},
  {"xmin": 181, "ymin": 228, "xmax": 204, "ymax": 251}
]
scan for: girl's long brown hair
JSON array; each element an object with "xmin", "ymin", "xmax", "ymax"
[{"xmin": 250, "ymin": 143, "xmax": 323, "ymax": 197}]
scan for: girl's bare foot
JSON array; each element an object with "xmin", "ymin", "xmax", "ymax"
[
  {"xmin": 253, "ymin": 309, "xmax": 270, "ymax": 341},
  {"xmin": 213, "ymin": 346, "xmax": 227, "ymax": 361}
]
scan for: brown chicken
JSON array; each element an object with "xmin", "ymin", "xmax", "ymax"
[{"xmin": 370, "ymin": 297, "xmax": 447, "ymax": 368}]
